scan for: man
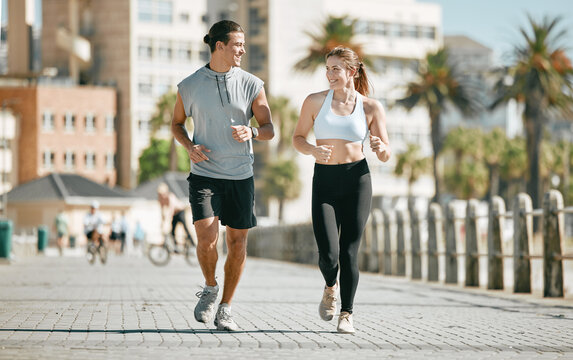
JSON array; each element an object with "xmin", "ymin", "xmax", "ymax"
[
  {"xmin": 157, "ymin": 182, "xmax": 194, "ymax": 251},
  {"xmin": 84, "ymin": 201, "xmax": 105, "ymax": 244},
  {"xmin": 172, "ymin": 20, "xmax": 274, "ymax": 331}
]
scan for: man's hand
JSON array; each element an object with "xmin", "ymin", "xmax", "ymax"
[
  {"xmin": 188, "ymin": 144, "xmax": 211, "ymax": 163},
  {"xmin": 231, "ymin": 125, "xmax": 252, "ymax": 143}
]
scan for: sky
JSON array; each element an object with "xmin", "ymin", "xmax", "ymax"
[{"xmin": 417, "ymin": 0, "xmax": 573, "ymax": 65}]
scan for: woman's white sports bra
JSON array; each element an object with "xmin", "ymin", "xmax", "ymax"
[{"xmin": 314, "ymin": 89, "xmax": 369, "ymax": 143}]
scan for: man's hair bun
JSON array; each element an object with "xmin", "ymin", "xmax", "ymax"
[{"xmin": 203, "ymin": 34, "xmax": 211, "ymax": 44}]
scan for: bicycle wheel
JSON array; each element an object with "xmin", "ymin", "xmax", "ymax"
[
  {"xmin": 99, "ymin": 244, "xmax": 108, "ymax": 264},
  {"xmin": 86, "ymin": 244, "xmax": 97, "ymax": 265},
  {"xmin": 148, "ymin": 244, "xmax": 170, "ymax": 266},
  {"xmin": 184, "ymin": 242, "xmax": 196, "ymax": 266}
]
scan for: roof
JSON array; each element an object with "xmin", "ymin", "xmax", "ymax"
[
  {"xmin": 130, "ymin": 171, "xmax": 189, "ymax": 200},
  {"xmin": 5, "ymin": 173, "xmax": 132, "ymax": 203},
  {"xmin": 444, "ymin": 35, "xmax": 492, "ymax": 53}
]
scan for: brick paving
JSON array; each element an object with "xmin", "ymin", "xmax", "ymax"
[{"xmin": 0, "ymin": 251, "xmax": 572, "ymax": 359}]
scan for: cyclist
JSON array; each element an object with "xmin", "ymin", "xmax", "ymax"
[
  {"xmin": 157, "ymin": 183, "xmax": 194, "ymax": 252},
  {"xmin": 84, "ymin": 200, "xmax": 105, "ymax": 247}
]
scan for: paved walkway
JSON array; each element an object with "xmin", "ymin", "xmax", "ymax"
[{"xmin": 0, "ymin": 250, "xmax": 572, "ymax": 359}]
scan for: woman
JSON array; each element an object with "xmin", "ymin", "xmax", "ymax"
[{"xmin": 292, "ymin": 46, "xmax": 391, "ymax": 334}]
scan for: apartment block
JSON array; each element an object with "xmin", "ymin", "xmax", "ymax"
[
  {"xmin": 41, "ymin": 0, "xmax": 208, "ymax": 188},
  {"xmin": 0, "ymin": 85, "xmax": 117, "ymax": 186}
]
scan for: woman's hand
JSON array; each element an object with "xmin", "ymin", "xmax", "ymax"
[
  {"xmin": 369, "ymin": 135, "xmax": 386, "ymax": 154},
  {"xmin": 312, "ymin": 145, "xmax": 334, "ymax": 163}
]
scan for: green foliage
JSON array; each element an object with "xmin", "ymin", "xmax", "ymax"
[
  {"xmin": 138, "ymin": 139, "xmax": 189, "ymax": 184},
  {"xmin": 394, "ymin": 144, "xmax": 431, "ymax": 195},
  {"xmin": 262, "ymin": 158, "xmax": 301, "ymax": 202},
  {"xmin": 395, "ymin": 47, "xmax": 479, "ymax": 202},
  {"xmin": 444, "ymin": 160, "xmax": 489, "ymax": 200},
  {"xmin": 294, "ymin": 15, "xmax": 372, "ymax": 73},
  {"xmin": 269, "ymin": 96, "xmax": 299, "ymax": 155},
  {"xmin": 491, "ymin": 15, "xmax": 573, "ymax": 207}
]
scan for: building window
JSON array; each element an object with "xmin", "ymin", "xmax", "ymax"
[
  {"xmin": 199, "ymin": 50, "xmax": 210, "ymax": 62},
  {"xmin": 85, "ymin": 151, "xmax": 95, "ymax": 170},
  {"xmin": 138, "ymin": 75, "xmax": 153, "ymax": 96},
  {"xmin": 179, "ymin": 12, "xmax": 189, "ymax": 23},
  {"xmin": 138, "ymin": 0, "xmax": 172, "ymax": 24},
  {"xmin": 42, "ymin": 111, "xmax": 54, "ymax": 131},
  {"xmin": 64, "ymin": 151, "xmax": 76, "ymax": 170},
  {"xmin": 42, "ymin": 150, "xmax": 55, "ymax": 170},
  {"xmin": 157, "ymin": 0, "xmax": 173, "ymax": 24},
  {"xmin": 138, "ymin": 38, "xmax": 153, "ymax": 60},
  {"xmin": 138, "ymin": 0, "xmax": 153, "ymax": 22},
  {"xmin": 64, "ymin": 112, "xmax": 75, "ymax": 132},
  {"xmin": 354, "ymin": 20, "xmax": 368, "ymax": 35},
  {"xmin": 85, "ymin": 113, "xmax": 95, "ymax": 132},
  {"xmin": 248, "ymin": 7, "xmax": 265, "ymax": 36},
  {"xmin": 422, "ymin": 26, "xmax": 436, "ymax": 40},
  {"xmin": 158, "ymin": 40, "xmax": 172, "ymax": 61},
  {"xmin": 177, "ymin": 42, "xmax": 192, "ymax": 62},
  {"xmin": 105, "ymin": 114, "xmax": 114, "ymax": 133},
  {"xmin": 106, "ymin": 152, "xmax": 115, "ymax": 171},
  {"xmin": 248, "ymin": 44, "xmax": 265, "ymax": 73}
]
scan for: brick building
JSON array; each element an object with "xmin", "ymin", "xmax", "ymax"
[{"xmin": 0, "ymin": 85, "xmax": 117, "ymax": 186}]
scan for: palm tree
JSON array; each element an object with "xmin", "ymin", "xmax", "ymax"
[
  {"xmin": 149, "ymin": 91, "xmax": 179, "ymax": 171},
  {"xmin": 262, "ymin": 158, "xmax": 302, "ymax": 223},
  {"xmin": 268, "ymin": 96, "xmax": 299, "ymax": 155},
  {"xmin": 294, "ymin": 15, "xmax": 371, "ymax": 73},
  {"xmin": 499, "ymin": 137, "xmax": 527, "ymax": 201},
  {"xmin": 394, "ymin": 143, "xmax": 431, "ymax": 213},
  {"xmin": 491, "ymin": 15, "xmax": 573, "ymax": 208},
  {"xmin": 396, "ymin": 48, "xmax": 479, "ymax": 203},
  {"xmin": 482, "ymin": 128, "xmax": 507, "ymax": 200}
]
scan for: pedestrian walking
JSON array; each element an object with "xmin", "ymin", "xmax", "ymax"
[
  {"xmin": 54, "ymin": 210, "xmax": 69, "ymax": 256},
  {"xmin": 292, "ymin": 46, "xmax": 391, "ymax": 334},
  {"xmin": 171, "ymin": 20, "xmax": 274, "ymax": 331}
]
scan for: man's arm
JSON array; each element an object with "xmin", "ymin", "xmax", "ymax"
[
  {"xmin": 171, "ymin": 91, "xmax": 210, "ymax": 163},
  {"xmin": 231, "ymin": 87, "xmax": 274, "ymax": 142}
]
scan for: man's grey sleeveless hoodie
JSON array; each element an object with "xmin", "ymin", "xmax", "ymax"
[{"xmin": 177, "ymin": 65, "xmax": 264, "ymax": 180}]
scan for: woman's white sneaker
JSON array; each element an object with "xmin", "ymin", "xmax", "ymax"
[
  {"xmin": 318, "ymin": 284, "xmax": 338, "ymax": 321},
  {"xmin": 337, "ymin": 311, "xmax": 355, "ymax": 334}
]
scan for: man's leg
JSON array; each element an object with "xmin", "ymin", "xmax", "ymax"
[
  {"xmin": 194, "ymin": 217, "xmax": 220, "ymax": 287},
  {"xmin": 220, "ymin": 226, "xmax": 248, "ymax": 304}
]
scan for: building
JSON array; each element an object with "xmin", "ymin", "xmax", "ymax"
[
  {"xmin": 41, "ymin": 0, "xmax": 209, "ymax": 189},
  {"xmin": 208, "ymin": 0, "xmax": 442, "ymax": 222},
  {"xmin": 0, "ymin": 85, "xmax": 118, "ymax": 187},
  {"xmin": 441, "ymin": 35, "xmax": 523, "ymax": 138}
]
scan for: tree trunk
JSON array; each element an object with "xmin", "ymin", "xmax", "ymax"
[
  {"xmin": 430, "ymin": 112, "xmax": 442, "ymax": 203},
  {"xmin": 525, "ymin": 118, "xmax": 543, "ymax": 209},
  {"xmin": 488, "ymin": 164, "xmax": 500, "ymax": 201},
  {"xmin": 169, "ymin": 137, "xmax": 178, "ymax": 172}
]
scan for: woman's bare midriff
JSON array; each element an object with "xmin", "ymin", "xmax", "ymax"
[{"xmin": 316, "ymin": 139, "xmax": 365, "ymax": 165}]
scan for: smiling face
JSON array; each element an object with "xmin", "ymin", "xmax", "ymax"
[
  {"xmin": 219, "ymin": 31, "xmax": 246, "ymax": 67},
  {"xmin": 326, "ymin": 56, "xmax": 355, "ymax": 90}
]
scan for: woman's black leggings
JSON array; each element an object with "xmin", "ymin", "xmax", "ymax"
[{"xmin": 312, "ymin": 158, "xmax": 372, "ymax": 314}]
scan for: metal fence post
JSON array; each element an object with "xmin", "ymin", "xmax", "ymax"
[
  {"xmin": 488, "ymin": 196, "xmax": 505, "ymax": 290},
  {"xmin": 513, "ymin": 193, "xmax": 532, "ymax": 293},
  {"xmin": 465, "ymin": 199, "xmax": 479, "ymax": 287},
  {"xmin": 543, "ymin": 190, "xmax": 564, "ymax": 297},
  {"xmin": 445, "ymin": 202, "xmax": 458, "ymax": 284}
]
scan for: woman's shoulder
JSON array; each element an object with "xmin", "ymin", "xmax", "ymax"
[
  {"xmin": 303, "ymin": 90, "xmax": 329, "ymax": 106},
  {"xmin": 361, "ymin": 96, "xmax": 385, "ymax": 115}
]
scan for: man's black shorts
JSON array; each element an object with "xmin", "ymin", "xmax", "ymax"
[{"xmin": 188, "ymin": 173, "xmax": 257, "ymax": 229}]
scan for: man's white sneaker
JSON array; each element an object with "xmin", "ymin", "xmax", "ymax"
[
  {"xmin": 337, "ymin": 311, "xmax": 355, "ymax": 334},
  {"xmin": 194, "ymin": 284, "xmax": 219, "ymax": 323},
  {"xmin": 214, "ymin": 303, "xmax": 238, "ymax": 331},
  {"xmin": 319, "ymin": 284, "xmax": 338, "ymax": 321}
]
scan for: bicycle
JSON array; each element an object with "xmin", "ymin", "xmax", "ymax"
[
  {"xmin": 86, "ymin": 231, "xmax": 108, "ymax": 265},
  {"xmin": 148, "ymin": 233, "xmax": 196, "ymax": 266}
]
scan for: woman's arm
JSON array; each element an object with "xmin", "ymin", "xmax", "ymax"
[
  {"xmin": 293, "ymin": 93, "xmax": 333, "ymax": 162},
  {"xmin": 365, "ymin": 98, "xmax": 391, "ymax": 162}
]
